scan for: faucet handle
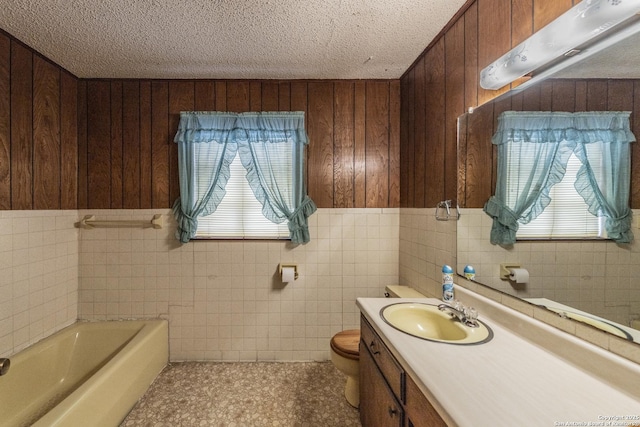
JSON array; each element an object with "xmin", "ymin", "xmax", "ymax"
[
  {"xmin": 463, "ymin": 306, "xmax": 479, "ymax": 327},
  {"xmin": 451, "ymin": 299, "xmax": 463, "ymax": 311},
  {"xmin": 464, "ymin": 306, "xmax": 477, "ymax": 320}
]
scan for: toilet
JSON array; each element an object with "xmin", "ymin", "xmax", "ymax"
[
  {"xmin": 330, "ymin": 329, "xmax": 360, "ymax": 407},
  {"xmin": 330, "ymin": 285, "xmax": 426, "ymax": 408}
]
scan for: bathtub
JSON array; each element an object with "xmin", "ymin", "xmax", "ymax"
[{"xmin": 0, "ymin": 320, "xmax": 168, "ymax": 427}]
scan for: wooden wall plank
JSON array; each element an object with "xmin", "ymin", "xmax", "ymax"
[
  {"xmin": 456, "ymin": 112, "xmax": 468, "ymax": 206},
  {"xmin": 551, "ymin": 80, "xmax": 576, "ymax": 112},
  {"xmin": 215, "ymin": 82, "xmax": 226, "ymax": 110},
  {"xmin": 333, "ymin": 81, "xmax": 355, "ymax": 208},
  {"xmin": 123, "ymin": 80, "xmax": 141, "ymax": 209},
  {"xmin": 110, "ymin": 81, "xmax": 123, "ymax": 208},
  {"xmin": 168, "ymin": 81, "xmax": 195, "ymax": 205},
  {"xmin": 477, "ymin": 0, "xmax": 511, "ymax": 104},
  {"xmin": 404, "ymin": 69, "xmax": 416, "ymax": 208},
  {"xmin": 226, "ymin": 81, "xmax": 249, "ymax": 112},
  {"xmin": 424, "ymin": 39, "xmax": 446, "ymax": 207},
  {"xmin": 574, "ymin": 81, "xmax": 588, "ymax": 111},
  {"xmin": 60, "ymin": 71, "xmax": 78, "ymax": 209},
  {"xmin": 290, "ymin": 82, "xmax": 308, "ymax": 193},
  {"xmin": 249, "ymin": 81, "xmax": 262, "ymax": 111},
  {"xmin": 464, "ymin": 2, "xmax": 478, "ymax": 111},
  {"xmin": 413, "ymin": 58, "xmax": 426, "ymax": 208},
  {"xmin": 365, "ymin": 81, "xmax": 390, "ymax": 207},
  {"xmin": 353, "ymin": 81, "xmax": 366, "ymax": 208},
  {"xmin": 290, "ymin": 82, "xmax": 307, "ymax": 115},
  {"xmin": 11, "ymin": 41, "xmax": 33, "ymax": 210},
  {"xmin": 533, "ymin": 0, "xmax": 572, "ymax": 31},
  {"xmin": 139, "ymin": 81, "xmax": 152, "ymax": 208},
  {"xmin": 464, "ymin": 101, "xmax": 494, "ymax": 207},
  {"xmin": 87, "ymin": 81, "xmax": 111, "ymax": 209},
  {"xmin": 33, "ymin": 56, "xmax": 61, "ymax": 209},
  {"xmin": 194, "ymin": 81, "xmax": 215, "ymax": 111},
  {"xmin": 77, "ymin": 81, "xmax": 88, "ymax": 209},
  {"xmin": 399, "ymin": 77, "xmax": 410, "ymax": 207},
  {"xmin": 607, "ymin": 80, "xmax": 634, "ymax": 111},
  {"xmin": 307, "ymin": 82, "xmax": 334, "ymax": 208},
  {"xmin": 0, "ymin": 34, "xmax": 9, "ymax": 209},
  {"xmin": 261, "ymin": 82, "xmax": 279, "ymax": 111},
  {"xmin": 388, "ymin": 80, "xmax": 401, "ymax": 208},
  {"xmin": 279, "ymin": 82, "xmax": 291, "ymax": 111},
  {"xmin": 511, "ymin": 0, "xmax": 533, "ymax": 46},
  {"xmin": 151, "ymin": 81, "xmax": 169, "ymax": 208},
  {"xmin": 445, "ymin": 18, "xmax": 465, "ymax": 201},
  {"xmin": 586, "ymin": 80, "xmax": 608, "ymax": 111},
  {"xmin": 539, "ymin": 81, "xmax": 553, "ymax": 111},
  {"xmin": 510, "ymin": 0, "xmax": 534, "ymax": 92}
]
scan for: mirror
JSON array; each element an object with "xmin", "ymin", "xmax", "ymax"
[{"xmin": 456, "ymin": 21, "xmax": 640, "ymax": 344}]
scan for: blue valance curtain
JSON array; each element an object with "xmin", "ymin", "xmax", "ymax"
[
  {"xmin": 172, "ymin": 111, "xmax": 317, "ymax": 244},
  {"xmin": 483, "ymin": 111, "xmax": 635, "ymax": 245}
]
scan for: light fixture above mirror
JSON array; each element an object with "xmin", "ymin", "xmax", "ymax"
[{"xmin": 480, "ymin": 0, "xmax": 640, "ymax": 91}]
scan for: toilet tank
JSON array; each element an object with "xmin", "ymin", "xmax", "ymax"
[{"xmin": 384, "ymin": 285, "xmax": 426, "ymax": 298}]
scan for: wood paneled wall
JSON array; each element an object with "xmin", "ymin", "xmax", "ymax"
[
  {"xmin": 458, "ymin": 79, "xmax": 640, "ymax": 208},
  {"xmin": 78, "ymin": 79, "xmax": 400, "ymax": 209},
  {"xmin": 400, "ymin": 0, "xmax": 579, "ymax": 208},
  {"xmin": 1, "ymin": 25, "xmax": 400, "ymax": 211},
  {"xmin": 0, "ymin": 30, "xmax": 78, "ymax": 210}
]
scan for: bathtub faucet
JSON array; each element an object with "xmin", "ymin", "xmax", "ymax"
[{"xmin": 0, "ymin": 358, "xmax": 9, "ymax": 376}]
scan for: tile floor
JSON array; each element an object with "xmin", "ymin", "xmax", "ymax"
[{"xmin": 121, "ymin": 361, "xmax": 361, "ymax": 427}]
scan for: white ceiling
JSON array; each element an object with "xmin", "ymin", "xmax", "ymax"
[{"xmin": 0, "ymin": 0, "xmax": 467, "ymax": 80}]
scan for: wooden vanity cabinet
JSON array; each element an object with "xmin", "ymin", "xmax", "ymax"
[
  {"xmin": 360, "ymin": 315, "xmax": 447, "ymax": 427},
  {"xmin": 360, "ymin": 339, "xmax": 404, "ymax": 427}
]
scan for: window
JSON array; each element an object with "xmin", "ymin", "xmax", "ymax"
[
  {"xmin": 194, "ymin": 156, "xmax": 291, "ymax": 239},
  {"xmin": 484, "ymin": 111, "xmax": 634, "ymax": 245},
  {"xmin": 173, "ymin": 111, "xmax": 316, "ymax": 244},
  {"xmin": 508, "ymin": 152, "xmax": 607, "ymax": 239}
]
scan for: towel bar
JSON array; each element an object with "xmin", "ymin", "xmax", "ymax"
[{"xmin": 77, "ymin": 214, "xmax": 163, "ymax": 229}]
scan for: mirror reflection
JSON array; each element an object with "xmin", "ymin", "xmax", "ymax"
[{"xmin": 456, "ymin": 25, "xmax": 640, "ymax": 343}]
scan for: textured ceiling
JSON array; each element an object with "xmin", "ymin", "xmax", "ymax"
[{"xmin": 0, "ymin": 0, "xmax": 467, "ymax": 79}]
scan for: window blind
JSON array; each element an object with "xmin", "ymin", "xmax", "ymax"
[
  {"xmin": 194, "ymin": 155, "xmax": 290, "ymax": 239},
  {"xmin": 509, "ymin": 151, "xmax": 607, "ymax": 239}
]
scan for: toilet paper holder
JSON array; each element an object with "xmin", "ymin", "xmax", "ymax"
[
  {"xmin": 500, "ymin": 263, "xmax": 521, "ymax": 280},
  {"xmin": 279, "ymin": 264, "xmax": 299, "ymax": 280}
]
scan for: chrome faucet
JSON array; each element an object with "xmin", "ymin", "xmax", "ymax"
[{"xmin": 438, "ymin": 303, "xmax": 479, "ymax": 328}]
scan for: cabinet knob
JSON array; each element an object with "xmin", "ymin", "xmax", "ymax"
[
  {"xmin": 388, "ymin": 406, "xmax": 398, "ymax": 418},
  {"xmin": 369, "ymin": 340, "xmax": 380, "ymax": 355}
]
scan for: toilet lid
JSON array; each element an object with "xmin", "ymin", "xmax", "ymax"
[{"xmin": 330, "ymin": 329, "xmax": 360, "ymax": 360}]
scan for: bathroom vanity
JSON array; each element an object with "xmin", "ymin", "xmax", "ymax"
[
  {"xmin": 357, "ymin": 291, "xmax": 640, "ymax": 427},
  {"xmin": 360, "ymin": 315, "xmax": 446, "ymax": 427}
]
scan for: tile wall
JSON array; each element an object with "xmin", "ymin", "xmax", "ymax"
[
  {"xmin": 398, "ymin": 208, "xmax": 457, "ymax": 298},
  {"xmin": 78, "ymin": 208, "xmax": 399, "ymax": 361},
  {"xmin": 457, "ymin": 209, "xmax": 640, "ymax": 327},
  {"xmin": 0, "ymin": 211, "xmax": 78, "ymax": 358}
]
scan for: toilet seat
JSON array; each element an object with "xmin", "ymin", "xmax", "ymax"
[{"xmin": 330, "ymin": 329, "xmax": 360, "ymax": 360}]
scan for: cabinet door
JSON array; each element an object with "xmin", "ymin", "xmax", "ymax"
[
  {"xmin": 360, "ymin": 341, "xmax": 404, "ymax": 427},
  {"xmin": 404, "ymin": 374, "xmax": 447, "ymax": 427}
]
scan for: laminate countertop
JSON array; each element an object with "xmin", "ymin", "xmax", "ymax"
[{"xmin": 357, "ymin": 296, "xmax": 640, "ymax": 427}]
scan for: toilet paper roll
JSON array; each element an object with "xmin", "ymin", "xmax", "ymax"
[
  {"xmin": 281, "ymin": 266, "xmax": 296, "ymax": 282},
  {"xmin": 509, "ymin": 268, "xmax": 529, "ymax": 284}
]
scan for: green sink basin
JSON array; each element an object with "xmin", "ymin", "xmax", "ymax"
[{"xmin": 380, "ymin": 303, "xmax": 493, "ymax": 345}]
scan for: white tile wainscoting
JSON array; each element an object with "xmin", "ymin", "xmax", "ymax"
[{"xmin": 78, "ymin": 208, "xmax": 399, "ymax": 361}]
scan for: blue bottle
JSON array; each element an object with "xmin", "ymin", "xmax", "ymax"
[{"xmin": 442, "ymin": 265, "xmax": 454, "ymax": 302}]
